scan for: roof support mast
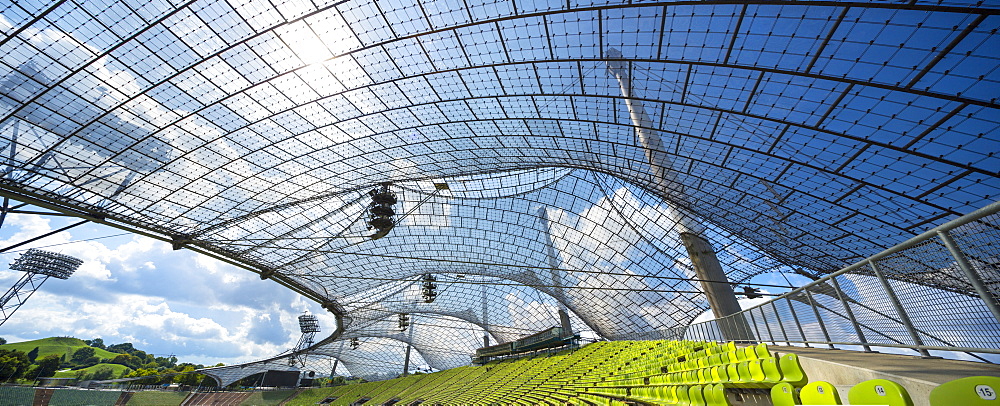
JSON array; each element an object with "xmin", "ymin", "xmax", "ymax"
[{"xmin": 605, "ymin": 48, "xmax": 753, "ymax": 342}]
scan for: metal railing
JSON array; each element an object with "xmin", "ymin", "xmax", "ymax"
[{"xmin": 684, "ymin": 201, "xmax": 1000, "ymax": 361}]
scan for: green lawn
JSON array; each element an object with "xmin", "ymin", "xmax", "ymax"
[
  {"xmin": 53, "ymin": 362, "xmax": 133, "ymax": 378},
  {"xmin": 0, "ymin": 337, "xmax": 120, "ymax": 360}
]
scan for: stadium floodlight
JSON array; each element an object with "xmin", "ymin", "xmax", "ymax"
[
  {"xmin": 421, "ymin": 274, "xmax": 437, "ymax": 303},
  {"xmin": 290, "ymin": 312, "xmax": 321, "ymax": 367},
  {"xmin": 0, "ymin": 249, "xmax": 83, "ymax": 327},
  {"xmin": 398, "ymin": 313, "xmax": 410, "ymax": 332}
]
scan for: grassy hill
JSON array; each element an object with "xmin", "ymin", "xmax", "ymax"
[
  {"xmin": 53, "ymin": 362, "xmax": 132, "ymax": 378},
  {"xmin": 0, "ymin": 337, "xmax": 119, "ymax": 360}
]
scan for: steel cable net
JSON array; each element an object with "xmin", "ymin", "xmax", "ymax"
[{"xmin": 0, "ymin": 0, "xmax": 997, "ymax": 377}]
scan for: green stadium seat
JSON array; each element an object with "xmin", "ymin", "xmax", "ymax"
[
  {"xmin": 725, "ymin": 364, "xmax": 740, "ymax": 383},
  {"xmin": 771, "ymin": 382, "xmax": 799, "ymax": 406},
  {"xmin": 778, "ymin": 353, "xmax": 808, "ymax": 386},
  {"xmin": 705, "ymin": 383, "xmax": 730, "ymax": 406},
  {"xmin": 848, "ymin": 379, "xmax": 913, "ymax": 406},
  {"xmin": 723, "ymin": 342, "xmax": 737, "ymax": 353},
  {"xmin": 747, "ymin": 359, "xmax": 767, "ymax": 383},
  {"xmin": 930, "ymin": 376, "xmax": 1000, "ymax": 406},
  {"xmin": 801, "ymin": 381, "xmax": 842, "ymax": 405},
  {"xmin": 689, "ymin": 385, "xmax": 707, "ymax": 406},
  {"xmin": 754, "ymin": 343, "xmax": 771, "ymax": 359},
  {"xmin": 672, "ymin": 385, "xmax": 689, "ymax": 406},
  {"xmin": 666, "ymin": 385, "xmax": 680, "ymax": 403},
  {"xmin": 735, "ymin": 362, "xmax": 752, "ymax": 384},
  {"xmin": 760, "ymin": 358, "xmax": 782, "ymax": 384}
]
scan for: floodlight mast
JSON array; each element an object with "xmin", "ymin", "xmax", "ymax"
[
  {"xmin": 605, "ymin": 48, "xmax": 752, "ymax": 341},
  {"xmin": 0, "ymin": 248, "xmax": 83, "ymax": 327},
  {"xmin": 295, "ymin": 313, "xmax": 321, "ymax": 351},
  {"xmin": 291, "ymin": 312, "xmax": 321, "ymax": 385}
]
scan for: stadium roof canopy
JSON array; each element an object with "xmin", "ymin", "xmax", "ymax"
[{"xmin": 0, "ymin": 0, "xmax": 997, "ymax": 378}]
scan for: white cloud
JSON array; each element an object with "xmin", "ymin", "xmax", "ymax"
[{"xmin": 0, "ymin": 213, "xmax": 331, "ymax": 366}]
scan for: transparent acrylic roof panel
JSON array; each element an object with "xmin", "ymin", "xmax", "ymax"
[{"xmin": 0, "ymin": 0, "xmax": 997, "ymax": 374}]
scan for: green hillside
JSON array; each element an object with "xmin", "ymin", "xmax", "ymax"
[
  {"xmin": 53, "ymin": 362, "xmax": 132, "ymax": 378},
  {"xmin": 0, "ymin": 337, "xmax": 119, "ymax": 360}
]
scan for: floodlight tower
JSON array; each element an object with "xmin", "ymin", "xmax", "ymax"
[
  {"xmin": 295, "ymin": 312, "xmax": 321, "ymax": 351},
  {"xmin": 605, "ymin": 48, "xmax": 752, "ymax": 341},
  {"xmin": 0, "ymin": 248, "xmax": 82, "ymax": 327}
]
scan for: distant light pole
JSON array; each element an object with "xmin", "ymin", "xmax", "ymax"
[{"xmin": 0, "ymin": 248, "xmax": 82, "ymax": 327}]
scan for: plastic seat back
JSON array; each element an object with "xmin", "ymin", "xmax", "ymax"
[
  {"xmin": 748, "ymin": 360, "xmax": 766, "ymax": 383},
  {"xmin": 664, "ymin": 385, "xmax": 678, "ymax": 403},
  {"xmin": 771, "ymin": 382, "xmax": 798, "ymax": 406},
  {"xmin": 761, "ymin": 358, "xmax": 782, "ymax": 383},
  {"xmin": 736, "ymin": 362, "xmax": 752, "ymax": 384},
  {"xmin": 801, "ymin": 381, "xmax": 842, "ymax": 405},
  {"xmin": 754, "ymin": 343, "xmax": 771, "ymax": 359},
  {"xmin": 689, "ymin": 385, "xmax": 707, "ymax": 406},
  {"xmin": 778, "ymin": 353, "xmax": 808, "ymax": 386},
  {"xmin": 848, "ymin": 378, "xmax": 913, "ymax": 406},
  {"xmin": 725, "ymin": 364, "xmax": 740, "ymax": 383},
  {"xmin": 710, "ymin": 383, "xmax": 731, "ymax": 406},
  {"xmin": 929, "ymin": 376, "xmax": 1000, "ymax": 406},
  {"xmin": 676, "ymin": 385, "xmax": 691, "ymax": 406}
]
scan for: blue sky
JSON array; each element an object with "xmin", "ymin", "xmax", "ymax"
[{"xmin": 0, "ymin": 207, "xmax": 337, "ymax": 366}]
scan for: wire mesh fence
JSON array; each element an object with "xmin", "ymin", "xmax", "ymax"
[{"xmin": 684, "ymin": 201, "xmax": 1000, "ymax": 361}]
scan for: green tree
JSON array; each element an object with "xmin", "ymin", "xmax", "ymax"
[
  {"xmin": 91, "ymin": 367, "xmax": 115, "ymax": 381},
  {"xmin": 172, "ymin": 365, "xmax": 207, "ymax": 385},
  {"xmin": 84, "ymin": 338, "xmax": 106, "ymax": 350},
  {"xmin": 26, "ymin": 347, "xmax": 39, "ymax": 363},
  {"xmin": 109, "ymin": 353, "xmax": 140, "ymax": 369},
  {"xmin": 124, "ymin": 368, "xmax": 162, "ymax": 385},
  {"xmin": 0, "ymin": 349, "xmax": 30, "ymax": 382},
  {"xmin": 106, "ymin": 342, "xmax": 136, "ymax": 354},
  {"xmin": 71, "ymin": 346, "xmax": 96, "ymax": 365},
  {"xmin": 32, "ymin": 355, "xmax": 61, "ymax": 378},
  {"xmin": 0, "ymin": 337, "xmax": 6, "ymax": 345}
]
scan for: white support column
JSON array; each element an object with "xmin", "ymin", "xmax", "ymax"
[{"xmin": 606, "ymin": 48, "xmax": 752, "ymax": 341}]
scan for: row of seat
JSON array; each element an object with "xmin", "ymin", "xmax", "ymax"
[
  {"xmin": 281, "ymin": 339, "xmax": 998, "ymax": 406},
  {"xmin": 771, "ymin": 375, "xmax": 1000, "ymax": 406}
]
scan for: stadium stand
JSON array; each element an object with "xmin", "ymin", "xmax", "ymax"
[
  {"xmin": 47, "ymin": 389, "xmax": 123, "ymax": 406},
  {"xmin": 180, "ymin": 391, "xmax": 251, "ymax": 405},
  {"xmin": 0, "ymin": 386, "xmax": 36, "ymax": 405},
  {"xmin": 281, "ymin": 339, "xmax": 948, "ymax": 405},
  {"xmin": 124, "ymin": 390, "xmax": 189, "ymax": 406},
  {"xmin": 238, "ymin": 389, "xmax": 298, "ymax": 406}
]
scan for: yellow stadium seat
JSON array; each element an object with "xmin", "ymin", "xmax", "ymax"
[
  {"xmin": 760, "ymin": 358, "xmax": 782, "ymax": 384},
  {"xmin": 801, "ymin": 381, "xmax": 842, "ymax": 405},
  {"xmin": 771, "ymin": 382, "xmax": 799, "ymax": 406},
  {"xmin": 706, "ymin": 383, "xmax": 731, "ymax": 406},
  {"xmin": 930, "ymin": 376, "xmax": 1000, "ymax": 406},
  {"xmin": 778, "ymin": 353, "xmax": 808, "ymax": 387},
  {"xmin": 689, "ymin": 385, "xmax": 707, "ymax": 406},
  {"xmin": 848, "ymin": 379, "xmax": 913, "ymax": 406}
]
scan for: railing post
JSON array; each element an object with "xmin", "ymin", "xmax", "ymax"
[
  {"xmin": 938, "ymin": 230, "xmax": 1000, "ymax": 324},
  {"xmin": 829, "ymin": 276, "xmax": 873, "ymax": 352},
  {"xmin": 869, "ymin": 260, "xmax": 934, "ymax": 358},
  {"xmin": 771, "ymin": 301, "xmax": 791, "ymax": 346},
  {"xmin": 759, "ymin": 305, "xmax": 776, "ymax": 345},
  {"xmin": 749, "ymin": 308, "xmax": 764, "ymax": 345},
  {"xmin": 804, "ymin": 288, "xmax": 835, "ymax": 349},
  {"xmin": 786, "ymin": 296, "xmax": 810, "ymax": 347}
]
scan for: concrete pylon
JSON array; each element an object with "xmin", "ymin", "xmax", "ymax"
[{"xmin": 605, "ymin": 48, "xmax": 753, "ymax": 341}]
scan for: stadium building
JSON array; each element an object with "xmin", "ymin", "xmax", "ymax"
[{"xmin": 0, "ymin": 0, "xmax": 997, "ymax": 404}]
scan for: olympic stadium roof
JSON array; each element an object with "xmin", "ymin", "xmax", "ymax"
[{"xmin": 0, "ymin": 0, "xmax": 997, "ymax": 379}]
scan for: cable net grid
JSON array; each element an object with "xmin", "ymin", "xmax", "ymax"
[{"xmin": 0, "ymin": 0, "xmax": 997, "ymax": 377}]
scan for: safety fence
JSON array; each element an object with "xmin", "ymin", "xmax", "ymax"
[{"xmin": 685, "ymin": 201, "xmax": 1000, "ymax": 361}]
